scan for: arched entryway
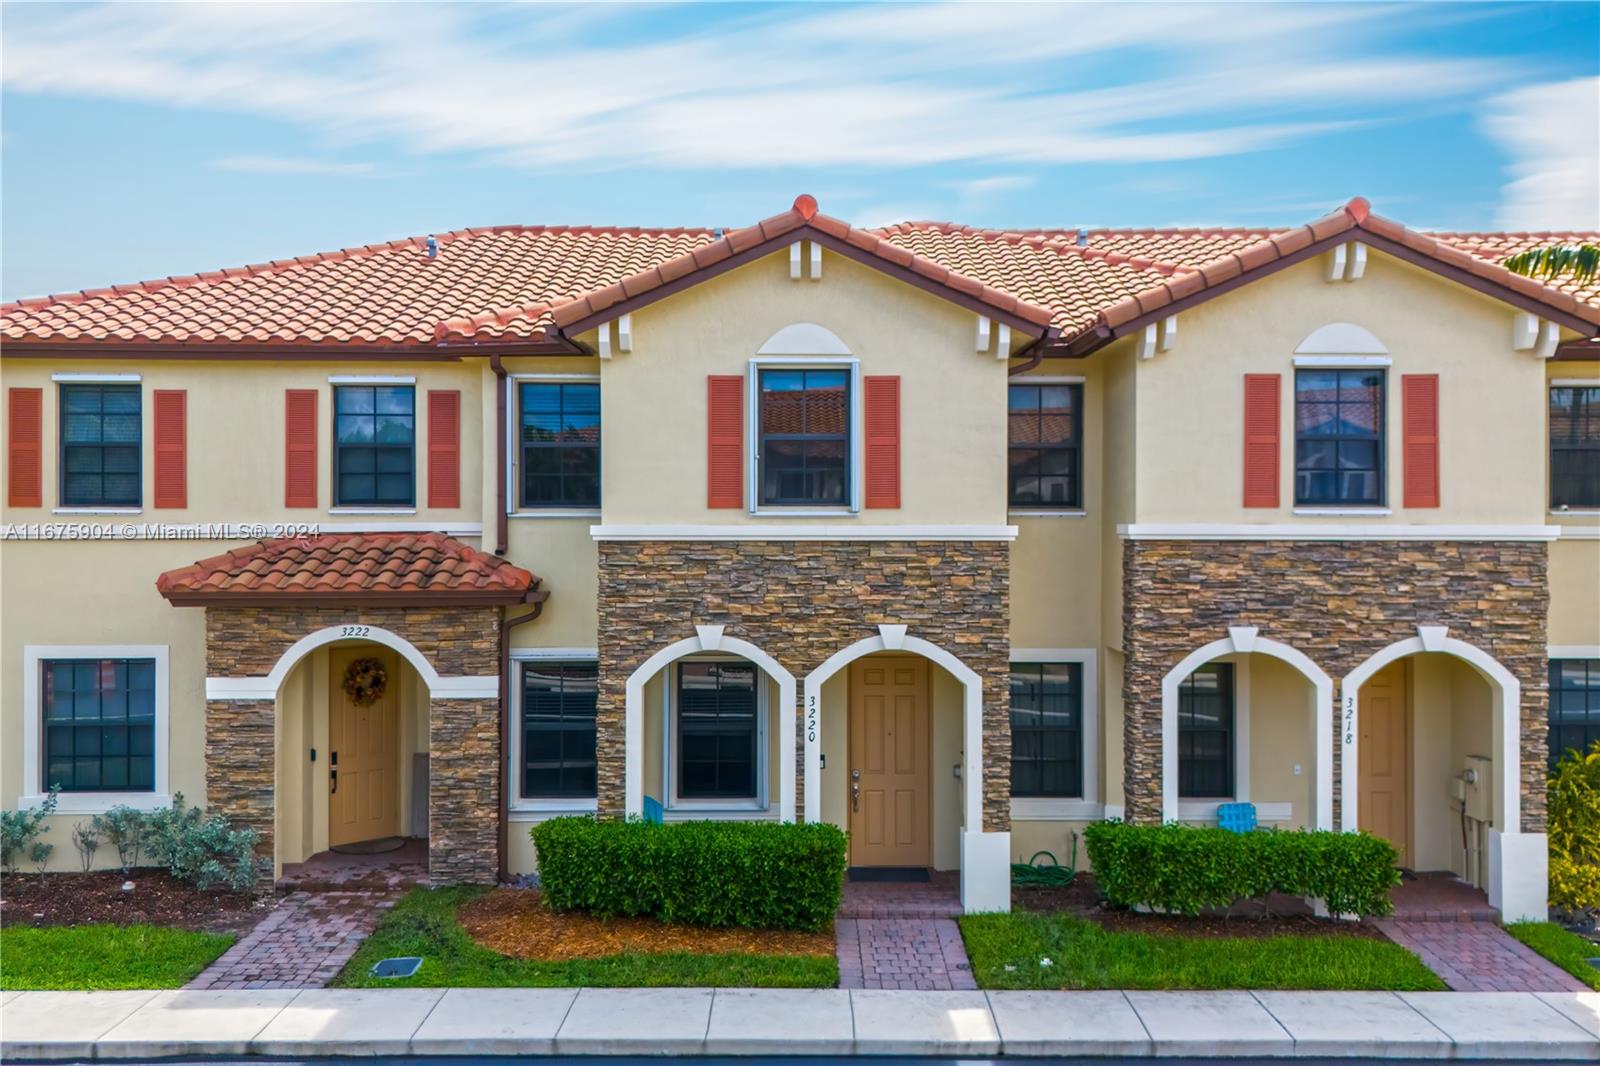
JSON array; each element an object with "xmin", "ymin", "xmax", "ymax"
[
  {"xmin": 1160, "ymin": 626, "xmax": 1334, "ymax": 831},
  {"xmin": 804, "ymin": 624, "xmax": 1008, "ymax": 913},
  {"xmin": 1340, "ymin": 625, "xmax": 1543, "ymax": 921}
]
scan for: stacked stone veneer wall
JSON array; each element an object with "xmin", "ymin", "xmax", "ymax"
[
  {"xmin": 203, "ymin": 606, "xmax": 501, "ymax": 884},
  {"xmin": 1122, "ymin": 540, "xmax": 1549, "ymax": 832},
  {"xmin": 596, "ymin": 540, "xmax": 1011, "ymax": 830}
]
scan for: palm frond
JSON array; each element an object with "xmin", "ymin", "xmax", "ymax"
[{"xmin": 1502, "ymin": 243, "xmax": 1600, "ymax": 283}]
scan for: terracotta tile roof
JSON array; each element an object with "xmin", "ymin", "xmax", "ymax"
[
  {"xmin": 5, "ymin": 195, "xmax": 1596, "ymax": 355},
  {"xmin": 156, "ymin": 532, "xmax": 542, "ymax": 605}
]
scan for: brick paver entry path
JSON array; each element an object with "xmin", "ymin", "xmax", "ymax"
[{"xmin": 835, "ymin": 873, "xmax": 976, "ymax": 990}]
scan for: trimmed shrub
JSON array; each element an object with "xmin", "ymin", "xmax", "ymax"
[
  {"xmin": 1, "ymin": 787, "xmax": 58, "ymax": 875},
  {"xmin": 1083, "ymin": 820, "xmax": 1399, "ymax": 918},
  {"xmin": 145, "ymin": 793, "xmax": 260, "ymax": 894},
  {"xmin": 532, "ymin": 817, "xmax": 848, "ymax": 931},
  {"xmin": 1548, "ymin": 741, "xmax": 1600, "ymax": 914},
  {"xmin": 91, "ymin": 805, "xmax": 148, "ymax": 873}
]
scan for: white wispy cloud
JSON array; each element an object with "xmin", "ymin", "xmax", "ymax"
[
  {"xmin": 211, "ymin": 156, "xmax": 376, "ymax": 177},
  {"xmin": 1483, "ymin": 76, "xmax": 1600, "ymax": 230},
  {"xmin": 0, "ymin": 3, "xmax": 1510, "ymax": 172}
]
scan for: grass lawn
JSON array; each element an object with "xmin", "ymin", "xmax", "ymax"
[
  {"xmin": 1506, "ymin": 922, "xmax": 1600, "ymax": 990},
  {"xmin": 960, "ymin": 911, "xmax": 1447, "ymax": 991},
  {"xmin": 335, "ymin": 886, "xmax": 838, "ymax": 988},
  {"xmin": 0, "ymin": 924, "xmax": 234, "ymax": 990}
]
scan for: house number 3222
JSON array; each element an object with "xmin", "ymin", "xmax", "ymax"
[{"xmin": 340, "ymin": 625, "xmax": 371, "ymax": 638}]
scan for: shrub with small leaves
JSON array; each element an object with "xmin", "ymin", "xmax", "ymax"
[
  {"xmin": 71, "ymin": 821, "xmax": 103, "ymax": 871},
  {"xmin": 1083, "ymin": 820, "xmax": 1400, "ymax": 919},
  {"xmin": 91, "ymin": 805, "xmax": 148, "ymax": 872},
  {"xmin": 533, "ymin": 816, "xmax": 848, "ymax": 931},
  {"xmin": 1, "ymin": 786, "xmax": 58, "ymax": 875},
  {"xmin": 1548, "ymin": 742, "xmax": 1600, "ymax": 914},
  {"xmin": 145, "ymin": 793, "xmax": 261, "ymax": 894}
]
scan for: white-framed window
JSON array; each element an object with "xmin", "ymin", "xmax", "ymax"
[
  {"xmin": 508, "ymin": 649, "xmax": 600, "ymax": 814},
  {"xmin": 1008, "ymin": 648, "xmax": 1099, "ymax": 821},
  {"xmin": 663, "ymin": 657, "xmax": 769, "ymax": 813},
  {"xmin": 746, "ymin": 356, "xmax": 862, "ymax": 515},
  {"xmin": 21, "ymin": 645, "xmax": 171, "ymax": 812},
  {"xmin": 504, "ymin": 374, "xmax": 603, "ymax": 518}
]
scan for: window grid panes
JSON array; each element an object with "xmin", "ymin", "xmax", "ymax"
[
  {"xmin": 521, "ymin": 661, "xmax": 598, "ymax": 798},
  {"xmin": 60, "ymin": 384, "xmax": 141, "ymax": 507},
  {"xmin": 1551, "ymin": 386, "xmax": 1600, "ymax": 509},
  {"xmin": 520, "ymin": 382, "xmax": 600, "ymax": 508},
  {"xmin": 334, "ymin": 385, "xmax": 415, "ymax": 506},
  {"xmin": 1549, "ymin": 659, "xmax": 1600, "ymax": 768},
  {"xmin": 677, "ymin": 662, "xmax": 758, "ymax": 800},
  {"xmin": 1178, "ymin": 663, "xmax": 1234, "ymax": 799},
  {"xmin": 1008, "ymin": 383, "xmax": 1082, "ymax": 508},
  {"xmin": 43, "ymin": 658, "xmax": 156, "ymax": 793},
  {"xmin": 1009, "ymin": 662, "xmax": 1083, "ymax": 798},
  {"xmin": 1295, "ymin": 369, "xmax": 1384, "ymax": 506},
  {"xmin": 758, "ymin": 369, "xmax": 849, "ymax": 506}
]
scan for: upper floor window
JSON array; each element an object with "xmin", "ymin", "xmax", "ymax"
[
  {"xmin": 60, "ymin": 384, "xmax": 141, "ymax": 507},
  {"xmin": 677, "ymin": 661, "xmax": 758, "ymax": 800},
  {"xmin": 1009, "ymin": 662, "xmax": 1082, "ymax": 798},
  {"xmin": 1178, "ymin": 663, "xmax": 1234, "ymax": 798},
  {"xmin": 520, "ymin": 661, "xmax": 598, "ymax": 799},
  {"xmin": 519, "ymin": 382, "xmax": 600, "ymax": 508},
  {"xmin": 43, "ymin": 658, "xmax": 156, "ymax": 792},
  {"xmin": 1008, "ymin": 382, "xmax": 1082, "ymax": 509},
  {"xmin": 758, "ymin": 369, "xmax": 849, "ymax": 507},
  {"xmin": 1295, "ymin": 369, "xmax": 1384, "ymax": 506},
  {"xmin": 1551, "ymin": 385, "xmax": 1600, "ymax": 510},
  {"xmin": 1550, "ymin": 659, "xmax": 1600, "ymax": 768},
  {"xmin": 334, "ymin": 385, "xmax": 414, "ymax": 507}
]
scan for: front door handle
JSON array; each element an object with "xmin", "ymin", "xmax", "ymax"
[
  {"xmin": 330, "ymin": 750, "xmax": 338, "ymax": 794},
  {"xmin": 851, "ymin": 769, "xmax": 860, "ymax": 812}
]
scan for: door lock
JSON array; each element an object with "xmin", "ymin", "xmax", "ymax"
[{"xmin": 851, "ymin": 768, "xmax": 861, "ymax": 812}]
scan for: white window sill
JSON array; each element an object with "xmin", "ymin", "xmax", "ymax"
[
  {"xmin": 664, "ymin": 806, "xmax": 772, "ymax": 821},
  {"xmin": 329, "ymin": 507, "xmax": 417, "ymax": 515},
  {"xmin": 510, "ymin": 509, "xmax": 602, "ymax": 519},
  {"xmin": 1178, "ymin": 800, "xmax": 1293, "ymax": 823},
  {"xmin": 509, "ymin": 799, "xmax": 597, "ymax": 815},
  {"xmin": 1010, "ymin": 797, "xmax": 1102, "ymax": 821},
  {"xmin": 1551, "ymin": 509, "xmax": 1600, "ymax": 516},
  {"xmin": 1009, "ymin": 510, "xmax": 1087, "ymax": 519},
  {"xmin": 749, "ymin": 509, "xmax": 858, "ymax": 518},
  {"xmin": 52, "ymin": 507, "xmax": 142, "ymax": 516},
  {"xmin": 1292, "ymin": 507, "xmax": 1392, "ymax": 517},
  {"xmin": 20, "ymin": 792, "xmax": 171, "ymax": 814}
]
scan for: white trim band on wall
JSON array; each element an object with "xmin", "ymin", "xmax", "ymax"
[
  {"xmin": 51, "ymin": 372, "xmax": 141, "ymax": 382},
  {"xmin": 591, "ymin": 524, "xmax": 1019, "ymax": 542},
  {"xmin": 1118, "ymin": 523, "xmax": 1561, "ymax": 542}
]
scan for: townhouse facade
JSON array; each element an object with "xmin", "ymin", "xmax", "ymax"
[{"xmin": 2, "ymin": 195, "xmax": 1597, "ymax": 919}]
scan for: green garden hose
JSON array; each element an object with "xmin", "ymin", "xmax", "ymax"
[{"xmin": 1010, "ymin": 831, "xmax": 1079, "ymax": 887}]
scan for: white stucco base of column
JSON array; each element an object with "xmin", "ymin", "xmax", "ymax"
[
  {"xmin": 1488, "ymin": 829, "xmax": 1548, "ymax": 922},
  {"xmin": 960, "ymin": 830, "xmax": 1011, "ymax": 913}
]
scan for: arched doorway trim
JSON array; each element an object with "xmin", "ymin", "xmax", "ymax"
[
  {"xmin": 203, "ymin": 624, "xmax": 497, "ymax": 701},
  {"xmin": 1339, "ymin": 625, "xmax": 1521, "ymax": 835},
  {"xmin": 624, "ymin": 625, "xmax": 797, "ymax": 823},
  {"xmin": 1160, "ymin": 626, "xmax": 1334, "ymax": 830}
]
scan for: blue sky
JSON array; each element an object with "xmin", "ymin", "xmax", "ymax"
[{"xmin": 3, "ymin": 2, "xmax": 1597, "ymax": 301}]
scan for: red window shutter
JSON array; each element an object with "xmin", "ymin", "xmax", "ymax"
[
  {"xmin": 152, "ymin": 389, "xmax": 187, "ymax": 508},
  {"xmin": 284, "ymin": 389, "xmax": 318, "ymax": 508},
  {"xmin": 1242, "ymin": 373, "xmax": 1281, "ymax": 508},
  {"xmin": 7, "ymin": 387, "xmax": 43, "ymax": 507},
  {"xmin": 863, "ymin": 375, "xmax": 901, "ymax": 508},
  {"xmin": 707, "ymin": 375, "xmax": 744, "ymax": 508},
  {"xmin": 427, "ymin": 389, "xmax": 461, "ymax": 509},
  {"xmin": 1402, "ymin": 374, "xmax": 1440, "ymax": 508}
]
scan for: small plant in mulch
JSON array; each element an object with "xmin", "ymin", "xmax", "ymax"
[
  {"xmin": 459, "ymin": 888, "xmax": 836, "ymax": 962},
  {"xmin": 0, "ymin": 869, "xmax": 269, "ymax": 936}
]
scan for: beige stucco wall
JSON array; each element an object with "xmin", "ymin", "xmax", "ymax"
[
  {"xmin": 594, "ymin": 249, "xmax": 1009, "ymax": 527},
  {"xmin": 1134, "ymin": 251, "xmax": 1553, "ymax": 525},
  {"xmin": 1410, "ymin": 654, "xmax": 1494, "ymax": 875},
  {"xmin": 1247, "ymin": 654, "xmax": 1316, "ymax": 830}
]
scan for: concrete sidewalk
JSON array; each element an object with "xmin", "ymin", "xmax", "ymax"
[{"xmin": 1, "ymin": 987, "xmax": 1596, "ymax": 1060}]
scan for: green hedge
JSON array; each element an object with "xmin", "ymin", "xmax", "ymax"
[
  {"xmin": 531, "ymin": 817, "xmax": 848, "ymax": 932},
  {"xmin": 1083, "ymin": 821, "xmax": 1400, "ymax": 918}
]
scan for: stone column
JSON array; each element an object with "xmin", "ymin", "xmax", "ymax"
[
  {"xmin": 429, "ymin": 697, "xmax": 500, "ymax": 883},
  {"xmin": 204, "ymin": 698, "xmax": 275, "ymax": 885}
]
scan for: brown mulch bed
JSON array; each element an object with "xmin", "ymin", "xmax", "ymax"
[
  {"xmin": 0, "ymin": 870, "xmax": 271, "ymax": 936},
  {"xmin": 459, "ymin": 888, "xmax": 836, "ymax": 961},
  {"xmin": 1013, "ymin": 873, "xmax": 1384, "ymax": 941}
]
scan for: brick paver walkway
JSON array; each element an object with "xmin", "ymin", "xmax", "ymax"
[
  {"xmin": 186, "ymin": 890, "xmax": 400, "ymax": 990},
  {"xmin": 834, "ymin": 873, "xmax": 975, "ymax": 991},
  {"xmin": 1377, "ymin": 918, "xmax": 1591, "ymax": 992}
]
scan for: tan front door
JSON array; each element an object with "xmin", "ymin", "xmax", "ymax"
[
  {"xmin": 329, "ymin": 648, "xmax": 401, "ymax": 846},
  {"xmin": 1358, "ymin": 661, "xmax": 1410, "ymax": 865},
  {"xmin": 848, "ymin": 657, "xmax": 930, "ymax": 867}
]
